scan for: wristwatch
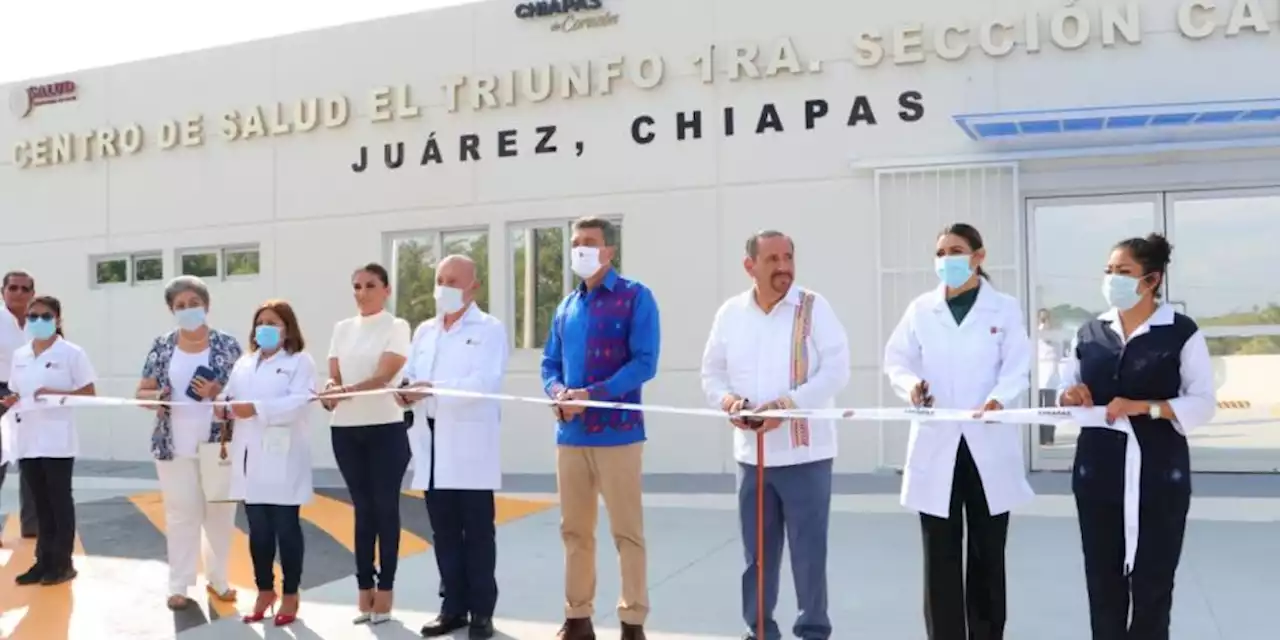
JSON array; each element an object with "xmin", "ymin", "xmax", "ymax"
[{"xmin": 1148, "ymin": 402, "xmax": 1163, "ymax": 420}]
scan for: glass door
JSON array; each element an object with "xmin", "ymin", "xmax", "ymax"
[
  {"xmin": 1165, "ymin": 188, "xmax": 1280, "ymax": 472},
  {"xmin": 1028, "ymin": 188, "xmax": 1280, "ymax": 472},
  {"xmin": 1026, "ymin": 194, "xmax": 1164, "ymax": 471}
]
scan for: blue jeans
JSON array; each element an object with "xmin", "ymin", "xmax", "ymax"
[
  {"xmin": 738, "ymin": 458, "xmax": 833, "ymax": 640},
  {"xmin": 331, "ymin": 422, "xmax": 411, "ymax": 590},
  {"xmin": 244, "ymin": 504, "xmax": 304, "ymax": 594}
]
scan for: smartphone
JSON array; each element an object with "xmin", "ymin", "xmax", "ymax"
[{"xmin": 186, "ymin": 365, "xmax": 220, "ymax": 401}]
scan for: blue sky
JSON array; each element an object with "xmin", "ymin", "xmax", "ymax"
[{"xmin": 0, "ymin": 1, "xmax": 468, "ymax": 84}]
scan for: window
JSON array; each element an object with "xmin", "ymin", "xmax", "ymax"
[
  {"xmin": 133, "ymin": 255, "xmax": 163, "ymax": 282},
  {"xmin": 389, "ymin": 229, "xmax": 490, "ymax": 330},
  {"xmin": 92, "ymin": 252, "xmax": 163, "ymax": 287},
  {"xmin": 510, "ymin": 218, "xmax": 623, "ymax": 349},
  {"xmin": 181, "ymin": 252, "xmax": 219, "ymax": 278},
  {"xmin": 225, "ymin": 247, "xmax": 261, "ymax": 277},
  {"xmin": 177, "ymin": 246, "xmax": 261, "ymax": 279},
  {"xmin": 95, "ymin": 258, "xmax": 128, "ymax": 285}
]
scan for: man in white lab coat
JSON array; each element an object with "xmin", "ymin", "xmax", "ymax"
[
  {"xmin": 399, "ymin": 255, "xmax": 509, "ymax": 640},
  {"xmin": 0, "ymin": 270, "xmax": 37, "ymax": 541},
  {"xmin": 700, "ymin": 231, "xmax": 850, "ymax": 640}
]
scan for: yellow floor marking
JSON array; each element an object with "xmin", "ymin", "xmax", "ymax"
[
  {"xmin": 0, "ymin": 521, "xmax": 85, "ymax": 639},
  {"xmin": 495, "ymin": 496, "xmax": 556, "ymax": 524},
  {"xmin": 127, "ymin": 492, "xmax": 244, "ymax": 618},
  {"xmin": 0, "ymin": 489, "xmax": 553, "ymax": 639},
  {"xmin": 399, "ymin": 491, "xmax": 555, "ymax": 526},
  {"xmin": 302, "ymin": 492, "xmax": 431, "ymax": 558}
]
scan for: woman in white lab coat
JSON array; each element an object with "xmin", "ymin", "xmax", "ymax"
[
  {"xmin": 217, "ymin": 300, "xmax": 316, "ymax": 627},
  {"xmin": 2, "ymin": 296, "xmax": 96, "ymax": 587},
  {"xmin": 882, "ymin": 223, "xmax": 1033, "ymax": 640}
]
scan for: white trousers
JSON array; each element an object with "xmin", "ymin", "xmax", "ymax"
[{"xmin": 155, "ymin": 457, "xmax": 237, "ymax": 596}]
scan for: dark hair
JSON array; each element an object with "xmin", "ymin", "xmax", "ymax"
[
  {"xmin": 746, "ymin": 230, "xmax": 794, "ymax": 259},
  {"xmin": 2, "ymin": 270, "xmax": 34, "ymax": 289},
  {"xmin": 27, "ymin": 295, "xmax": 64, "ymax": 337},
  {"xmin": 1113, "ymin": 233, "xmax": 1172, "ymax": 298},
  {"xmin": 249, "ymin": 299, "xmax": 306, "ymax": 353},
  {"xmin": 354, "ymin": 263, "xmax": 390, "ymax": 287},
  {"xmin": 938, "ymin": 223, "xmax": 989, "ymax": 280},
  {"xmin": 571, "ymin": 216, "xmax": 618, "ymax": 246}
]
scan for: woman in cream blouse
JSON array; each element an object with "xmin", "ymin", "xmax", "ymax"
[
  {"xmin": 316, "ymin": 263, "xmax": 412, "ymax": 624},
  {"xmin": 218, "ymin": 299, "xmax": 316, "ymax": 627}
]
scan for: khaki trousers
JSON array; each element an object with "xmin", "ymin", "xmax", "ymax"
[{"xmin": 557, "ymin": 442, "xmax": 648, "ymax": 625}]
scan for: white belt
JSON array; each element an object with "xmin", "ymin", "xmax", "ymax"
[{"xmin": 1072, "ymin": 409, "xmax": 1141, "ymax": 575}]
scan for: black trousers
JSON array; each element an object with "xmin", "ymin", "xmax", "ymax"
[
  {"xmin": 245, "ymin": 504, "xmax": 305, "ymax": 594},
  {"xmin": 920, "ymin": 439, "xmax": 1010, "ymax": 640},
  {"xmin": 424, "ymin": 419, "xmax": 498, "ymax": 618},
  {"xmin": 331, "ymin": 422, "xmax": 411, "ymax": 591},
  {"xmin": 20, "ymin": 457, "xmax": 76, "ymax": 573},
  {"xmin": 1075, "ymin": 484, "xmax": 1190, "ymax": 639},
  {"xmin": 0, "ymin": 383, "xmax": 38, "ymax": 537}
]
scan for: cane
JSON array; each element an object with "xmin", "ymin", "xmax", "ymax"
[{"xmin": 755, "ymin": 428, "xmax": 766, "ymax": 640}]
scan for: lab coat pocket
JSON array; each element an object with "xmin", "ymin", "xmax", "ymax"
[
  {"xmin": 262, "ymin": 426, "xmax": 292, "ymax": 455},
  {"xmin": 257, "ymin": 428, "xmax": 291, "ymax": 486}
]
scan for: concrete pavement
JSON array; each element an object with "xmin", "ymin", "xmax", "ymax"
[{"xmin": 0, "ymin": 464, "xmax": 1276, "ymax": 639}]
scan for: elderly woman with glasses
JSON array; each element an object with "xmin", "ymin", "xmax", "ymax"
[{"xmin": 135, "ymin": 275, "xmax": 244, "ymax": 610}]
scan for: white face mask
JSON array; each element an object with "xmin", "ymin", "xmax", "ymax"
[
  {"xmin": 570, "ymin": 247, "xmax": 603, "ymax": 279},
  {"xmin": 433, "ymin": 285, "xmax": 466, "ymax": 315}
]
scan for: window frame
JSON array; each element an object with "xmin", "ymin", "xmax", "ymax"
[
  {"xmin": 90, "ymin": 251, "xmax": 165, "ymax": 288},
  {"xmin": 222, "ymin": 244, "xmax": 262, "ymax": 280},
  {"xmin": 174, "ymin": 245, "xmax": 262, "ymax": 281},
  {"xmin": 505, "ymin": 216, "xmax": 624, "ymax": 351},
  {"xmin": 132, "ymin": 253, "xmax": 165, "ymax": 283},
  {"xmin": 383, "ymin": 226, "xmax": 490, "ymax": 319},
  {"xmin": 176, "ymin": 247, "xmax": 222, "ymax": 280}
]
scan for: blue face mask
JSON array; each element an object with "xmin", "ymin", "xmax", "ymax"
[
  {"xmin": 25, "ymin": 318, "xmax": 56, "ymax": 341},
  {"xmin": 175, "ymin": 307, "xmax": 206, "ymax": 332},
  {"xmin": 255, "ymin": 325, "xmax": 282, "ymax": 351},
  {"xmin": 934, "ymin": 255, "xmax": 974, "ymax": 289},
  {"xmin": 1103, "ymin": 274, "xmax": 1145, "ymax": 311}
]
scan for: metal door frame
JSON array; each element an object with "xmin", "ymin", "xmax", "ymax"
[{"xmin": 1025, "ymin": 187, "xmax": 1280, "ymax": 472}]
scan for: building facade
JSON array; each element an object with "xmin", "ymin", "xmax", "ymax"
[{"xmin": 3, "ymin": 0, "xmax": 1279, "ymax": 474}]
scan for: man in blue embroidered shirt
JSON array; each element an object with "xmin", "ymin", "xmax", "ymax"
[{"xmin": 541, "ymin": 216, "xmax": 660, "ymax": 640}]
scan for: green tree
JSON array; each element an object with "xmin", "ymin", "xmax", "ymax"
[
  {"xmin": 394, "ymin": 233, "xmax": 491, "ymax": 331},
  {"xmin": 513, "ymin": 227, "xmax": 565, "ymax": 349}
]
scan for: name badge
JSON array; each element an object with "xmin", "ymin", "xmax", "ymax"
[{"xmin": 262, "ymin": 427, "xmax": 291, "ymax": 455}]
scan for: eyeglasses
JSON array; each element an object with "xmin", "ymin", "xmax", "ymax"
[
  {"xmin": 26, "ymin": 313, "xmax": 54, "ymax": 322},
  {"xmin": 6, "ymin": 285, "xmax": 32, "ymax": 293}
]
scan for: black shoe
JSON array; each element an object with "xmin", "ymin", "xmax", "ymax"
[
  {"xmin": 421, "ymin": 614, "xmax": 469, "ymax": 637},
  {"xmin": 620, "ymin": 622, "xmax": 646, "ymax": 640},
  {"xmin": 468, "ymin": 617, "xmax": 495, "ymax": 639},
  {"xmin": 14, "ymin": 564, "xmax": 46, "ymax": 586},
  {"xmin": 557, "ymin": 618, "xmax": 596, "ymax": 640},
  {"xmin": 41, "ymin": 567, "xmax": 77, "ymax": 586}
]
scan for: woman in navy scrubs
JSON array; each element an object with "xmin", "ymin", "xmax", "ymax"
[{"xmin": 1058, "ymin": 233, "xmax": 1216, "ymax": 639}]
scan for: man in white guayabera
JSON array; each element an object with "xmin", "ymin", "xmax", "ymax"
[{"xmin": 700, "ymin": 230, "xmax": 850, "ymax": 640}]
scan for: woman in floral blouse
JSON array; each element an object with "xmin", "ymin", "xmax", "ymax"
[{"xmin": 135, "ymin": 275, "xmax": 244, "ymax": 610}]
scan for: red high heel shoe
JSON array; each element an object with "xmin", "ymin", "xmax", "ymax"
[
  {"xmin": 274, "ymin": 594, "xmax": 300, "ymax": 626},
  {"xmin": 242, "ymin": 592, "xmax": 278, "ymax": 623}
]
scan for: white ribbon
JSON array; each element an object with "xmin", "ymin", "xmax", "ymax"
[{"xmin": 7, "ymin": 388, "xmax": 1276, "ymax": 575}]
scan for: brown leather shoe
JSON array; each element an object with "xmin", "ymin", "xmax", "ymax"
[
  {"xmin": 620, "ymin": 622, "xmax": 646, "ymax": 640},
  {"xmin": 556, "ymin": 617, "xmax": 596, "ymax": 639}
]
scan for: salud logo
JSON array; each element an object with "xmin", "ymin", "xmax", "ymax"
[
  {"xmin": 7, "ymin": 87, "xmax": 30, "ymax": 118},
  {"xmin": 8, "ymin": 80, "xmax": 78, "ymax": 119}
]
